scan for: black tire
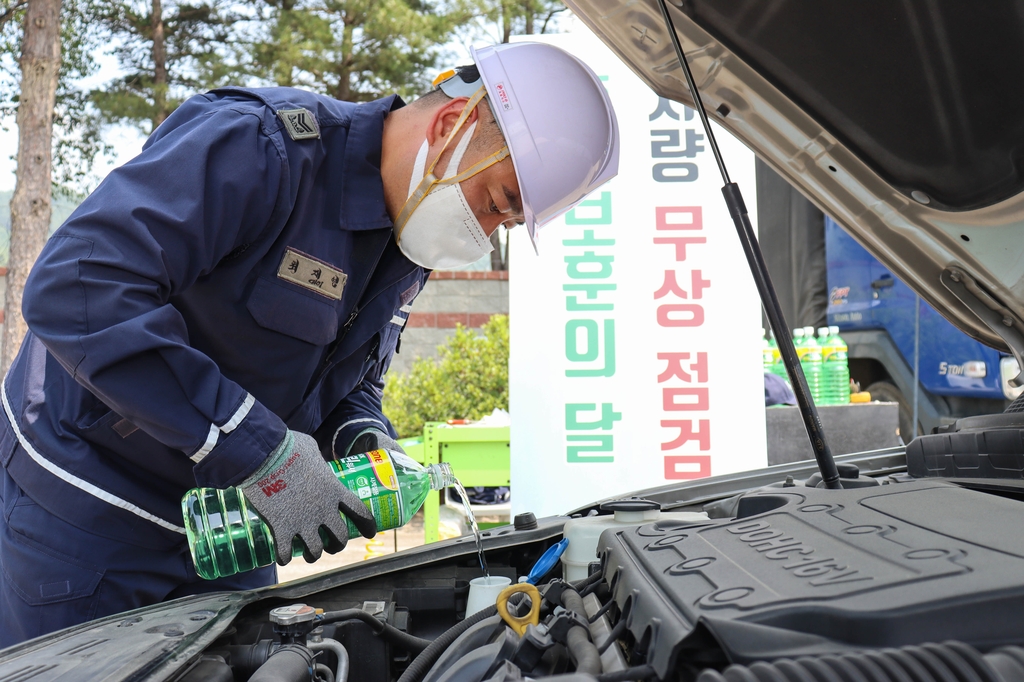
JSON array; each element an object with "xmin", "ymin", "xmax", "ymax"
[{"xmin": 866, "ymin": 380, "xmax": 922, "ymax": 444}]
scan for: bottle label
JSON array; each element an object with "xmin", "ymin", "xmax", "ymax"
[
  {"xmin": 824, "ymin": 349, "xmax": 848, "ymax": 363},
  {"xmin": 366, "ymin": 450, "xmax": 399, "ymax": 491},
  {"xmin": 333, "ymin": 450, "xmax": 405, "ymax": 531}
]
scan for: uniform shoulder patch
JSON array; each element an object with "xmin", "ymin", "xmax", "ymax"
[{"xmin": 277, "ymin": 108, "xmax": 320, "ymax": 140}]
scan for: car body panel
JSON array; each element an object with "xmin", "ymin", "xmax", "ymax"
[{"xmin": 561, "ymin": 0, "xmax": 1024, "ymax": 360}]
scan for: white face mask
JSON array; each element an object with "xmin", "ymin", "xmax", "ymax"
[{"xmin": 394, "ymin": 88, "xmax": 510, "ymax": 270}]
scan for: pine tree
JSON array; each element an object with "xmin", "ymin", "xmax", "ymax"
[
  {"xmin": 481, "ymin": 0, "xmax": 565, "ymax": 44},
  {"xmin": 248, "ymin": 0, "xmax": 473, "ymax": 103},
  {"xmin": 91, "ymin": 0, "xmax": 239, "ymax": 133}
]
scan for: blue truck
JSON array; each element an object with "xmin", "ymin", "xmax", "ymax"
[{"xmin": 825, "ymin": 217, "xmax": 1017, "ymax": 440}]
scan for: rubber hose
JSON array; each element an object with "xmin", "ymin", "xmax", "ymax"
[
  {"xmin": 398, "ymin": 574, "xmax": 602, "ymax": 682},
  {"xmin": 566, "ymin": 626, "xmax": 602, "ymax": 675},
  {"xmin": 596, "ymin": 664, "xmax": 656, "ymax": 682},
  {"xmin": 314, "ymin": 663, "xmax": 335, "ymax": 682},
  {"xmin": 696, "ymin": 641, "xmax": 1024, "ymax": 682},
  {"xmin": 397, "ymin": 605, "xmax": 500, "ymax": 682},
  {"xmin": 249, "ymin": 644, "xmax": 316, "ymax": 682},
  {"xmin": 560, "ymin": 587, "xmax": 602, "ymax": 675},
  {"xmin": 319, "ymin": 609, "xmax": 431, "ymax": 653},
  {"xmin": 309, "ymin": 638, "xmax": 350, "ymax": 682}
]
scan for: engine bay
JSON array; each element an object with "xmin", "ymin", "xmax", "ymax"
[{"xmin": 165, "ymin": 459, "xmax": 1024, "ymax": 682}]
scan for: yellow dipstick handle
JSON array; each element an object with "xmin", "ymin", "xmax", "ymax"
[{"xmin": 495, "ymin": 583, "xmax": 541, "ymax": 636}]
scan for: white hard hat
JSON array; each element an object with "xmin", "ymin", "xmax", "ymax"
[{"xmin": 439, "ymin": 42, "xmax": 619, "ymax": 248}]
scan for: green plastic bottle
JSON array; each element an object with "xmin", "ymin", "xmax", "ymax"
[
  {"xmin": 816, "ymin": 327, "xmax": 836, "ymax": 404},
  {"xmin": 798, "ymin": 327, "xmax": 824, "ymax": 403},
  {"xmin": 822, "ymin": 325, "xmax": 851, "ymax": 404},
  {"xmin": 793, "ymin": 328, "xmax": 806, "ymax": 357},
  {"xmin": 182, "ymin": 450, "xmax": 455, "ymax": 580},
  {"xmin": 766, "ymin": 331, "xmax": 787, "ymax": 380}
]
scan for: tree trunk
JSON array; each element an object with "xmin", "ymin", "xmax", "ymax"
[
  {"xmin": 151, "ymin": 0, "xmax": 167, "ymax": 129},
  {"xmin": 524, "ymin": 0, "xmax": 534, "ymax": 34},
  {"xmin": 3, "ymin": 0, "xmax": 62, "ymax": 373},
  {"xmin": 501, "ymin": 0, "xmax": 512, "ymax": 43},
  {"xmin": 333, "ymin": 13, "xmax": 353, "ymax": 101}
]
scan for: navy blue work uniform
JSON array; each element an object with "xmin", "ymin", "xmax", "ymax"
[{"xmin": 0, "ymin": 87, "xmax": 427, "ymax": 646}]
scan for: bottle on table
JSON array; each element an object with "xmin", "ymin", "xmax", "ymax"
[
  {"xmin": 182, "ymin": 450, "xmax": 455, "ymax": 580},
  {"xmin": 797, "ymin": 327, "xmax": 823, "ymax": 403},
  {"xmin": 821, "ymin": 325, "xmax": 851, "ymax": 404},
  {"xmin": 763, "ymin": 330, "xmax": 786, "ymax": 380},
  {"xmin": 793, "ymin": 327, "xmax": 806, "ymax": 354}
]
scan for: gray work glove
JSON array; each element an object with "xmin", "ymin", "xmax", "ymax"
[
  {"xmin": 240, "ymin": 430, "xmax": 377, "ymax": 565},
  {"xmin": 338, "ymin": 427, "xmax": 406, "ymax": 458}
]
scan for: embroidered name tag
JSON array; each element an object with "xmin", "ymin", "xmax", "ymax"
[
  {"xmin": 277, "ymin": 108, "xmax": 320, "ymax": 140},
  {"xmin": 277, "ymin": 248, "xmax": 347, "ymax": 300}
]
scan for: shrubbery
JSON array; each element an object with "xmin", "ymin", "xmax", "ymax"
[{"xmin": 383, "ymin": 315, "xmax": 509, "ymax": 438}]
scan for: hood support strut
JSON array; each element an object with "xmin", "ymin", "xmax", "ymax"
[{"xmin": 655, "ymin": 0, "xmax": 841, "ymax": 489}]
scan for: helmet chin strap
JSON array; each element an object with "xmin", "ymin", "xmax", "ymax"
[{"xmin": 395, "ymin": 87, "xmax": 510, "ymax": 239}]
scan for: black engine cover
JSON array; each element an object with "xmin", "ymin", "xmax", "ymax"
[{"xmin": 598, "ymin": 480, "xmax": 1024, "ymax": 677}]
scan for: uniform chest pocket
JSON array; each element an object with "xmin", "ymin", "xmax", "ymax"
[{"xmin": 246, "ymin": 277, "xmax": 340, "ymax": 346}]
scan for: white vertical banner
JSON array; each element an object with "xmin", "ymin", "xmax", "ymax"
[{"xmin": 509, "ymin": 30, "xmax": 767, "ymax": 519}]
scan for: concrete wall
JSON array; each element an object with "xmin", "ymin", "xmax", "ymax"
[{"xmin": 391, "ymin": 270, "xmax": 509, "ymax": 375}]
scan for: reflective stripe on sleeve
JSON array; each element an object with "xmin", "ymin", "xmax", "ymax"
[
  {"xmin": 391, "ymin": 315, "xmax": 407, "ymax": 327},
  {"xmin": 220, "ymin": 393, "xmax": 255, "ymax": 433},
  {"xmin": 337, "ymin": 417, "xmax": 387, "ymax": 432},
  {"xmin": 331, "ymin": 417, "xmax": 388, "ymax": 457},
  {"xmin": 1, "ymin": 380, "xmax": 187, "ymax": 535},
  {"xmin": 190, "ymin": 424, "xmax": 220, "ymax": 463},
  {"xmin": 190, "ymin": 392, "xmax": 256, "ymax": 463}
]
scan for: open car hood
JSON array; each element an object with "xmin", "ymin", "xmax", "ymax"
[{"xmin": 563, "ymin": 0, "xmax": 1024, "ymax": 372}]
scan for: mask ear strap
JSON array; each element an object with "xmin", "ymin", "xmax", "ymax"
[
  {"xmin": 436, "ymin": 146, "xmax": 510, "ymax": 187},
  {"xmin": 395, "ymin": 87, "xmax": 490, "ymax": 237},
  {"xmin": 423, "ymin": 87, "xmax": 488, "ymax": 179}
]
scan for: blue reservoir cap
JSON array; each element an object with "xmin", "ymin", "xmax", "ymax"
[{"xmin": 526, "ymin": 538, "xmax": 569, "ymax": 584}]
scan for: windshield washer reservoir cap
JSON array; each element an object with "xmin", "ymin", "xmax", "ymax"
[{"xmin": 526, "ymin": 538, "xmax": 569, "ymax": 584}]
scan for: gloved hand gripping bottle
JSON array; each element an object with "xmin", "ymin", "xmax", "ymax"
[{"xmin": 182, "ymin": 450, "xmax": 455, "ymax": 580}]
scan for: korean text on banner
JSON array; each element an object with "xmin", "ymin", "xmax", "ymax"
[{"xmin": 509, "ymin": 30, "xmax": 767, "ymax": 519}]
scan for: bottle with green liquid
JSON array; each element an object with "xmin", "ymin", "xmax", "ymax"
[{"xmin": 182, "ymin": 450, "xmax": 456, "ymax": 580}]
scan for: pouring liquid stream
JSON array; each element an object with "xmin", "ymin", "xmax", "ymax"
[{"xmin": 451, "ymin": 478, "xmax": 489, "ymax": 577}]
